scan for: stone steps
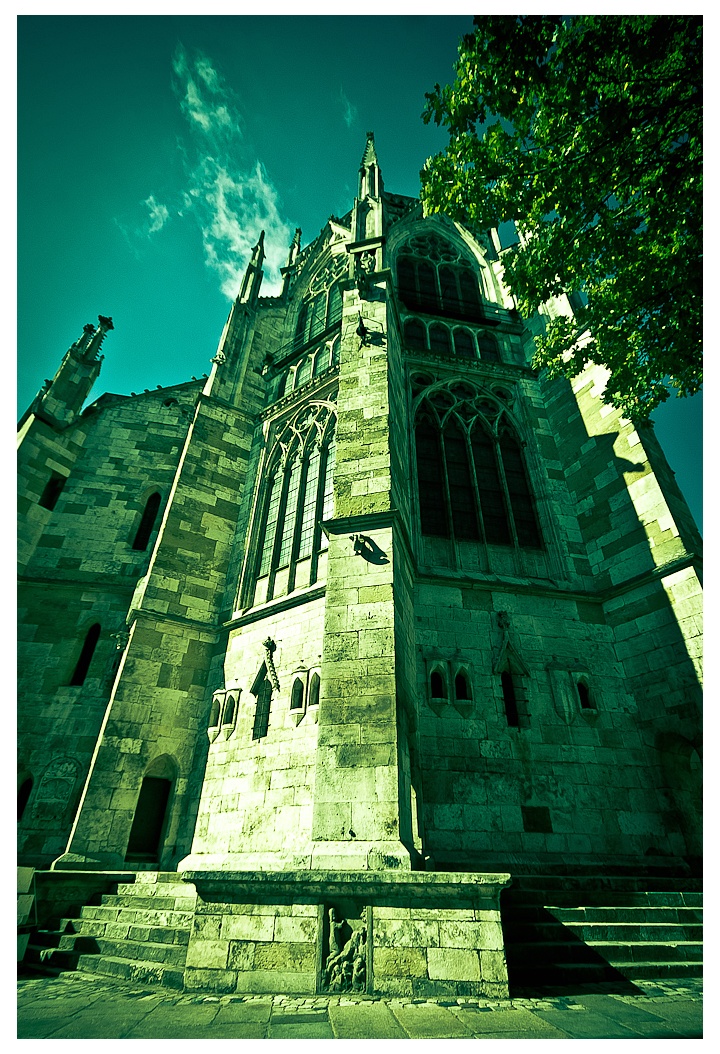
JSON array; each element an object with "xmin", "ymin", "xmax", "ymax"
[
  {"xmin": 501, "ymin": 871, "xmax": 703, "ymax": 994},
  {"xmin": 23, "ymin": 871, "xmax": 196, "ymax": 989}
]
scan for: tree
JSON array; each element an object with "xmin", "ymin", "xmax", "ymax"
[{"xmin": 421, "ymin": 15, "xmax": 701, "ymax": 420}]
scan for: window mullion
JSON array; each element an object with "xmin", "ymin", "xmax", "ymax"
[
  {"xmin": 309, "ymin": 443, "xmax": 329, "ymax": 585},
  {"xmin": 494, "ymin": 436, "xmax": 520, "ymax": 549},
  {"xmin": 465, "ymin": 427, "xmax": 488, "ymax": 546},
  {"xmin": 438, "ymin": 426, "xmax": 457, "ymax": 550}
]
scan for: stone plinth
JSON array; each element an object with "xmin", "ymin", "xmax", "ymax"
[{"xmin": 181, "ymin": 869, "xmax": 511, "ymax": 998}]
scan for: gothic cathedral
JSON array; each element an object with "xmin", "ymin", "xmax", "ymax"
[{"xmin": 17, "ymin": 135, "xmax": 702, "ymax": 996}]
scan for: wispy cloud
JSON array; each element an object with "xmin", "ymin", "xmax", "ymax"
[
  {"xmin": 170, "ymin": 45, "xmax": 293, "ymax": 298},
  {"xmin": 144, "ymin": 195, "xmax": 170, "ymax": 234},
  {"xmin": 339, "ymin": 86, "xmax": 358, "ymax": 128}
]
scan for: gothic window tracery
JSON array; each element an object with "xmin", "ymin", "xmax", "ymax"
[
  {"xmin": 254, "ymin": 404, "xmax": 337, "ymax": 600},
  {"xmin": 413, "ymin": 382, "xmax": 542, "ymax": 550},
  {"xmin": 293, "ymin": 254, "xmax": 347, "ymax": 352},
  {"xmin": 396, "ymin": 231, "xmax": 485, "ymax": 322}
]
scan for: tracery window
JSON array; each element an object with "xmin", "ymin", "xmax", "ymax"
[
  {"xmin": 293, "ymin": 253, "xmax": 347, "ymax": 352},
  {"xmin": 413, "ymin": 381, "xmax": 542, "ymax": 549},
  {"xmin": 397, "ymin": 231, "xmax": 485, "ymax": 322},
  {"xmin": 255, "ymin": 404, "xmax": 336, "ymax": 600}
]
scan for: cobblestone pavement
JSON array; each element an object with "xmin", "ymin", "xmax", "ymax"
[{"xmin": 17, "ymin": 969, "xmax": 703, "ymax": 1039}]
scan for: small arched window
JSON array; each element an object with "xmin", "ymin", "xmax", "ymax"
[
  {"xmin": 132, "ymin": 492, "xmax": 162, "ymax": 551},
  {"xmin": 251, "ymin": 669, "xmax": 272, "ymax": 741},
  {"xmin": 577, "ymin": 682, "xmax": 594, "ymax": 710},
  {"xmin": 404, "ymin": 318, "xmax": 427, "ymax": 352},
  {"xmin": 455, "ymin": 672, "xmax": 471, "ymax": 701},
  {"xmin": 295, "ymin": 357, "xmax": 312, "ymax": 389},
  {"xmin": 290, "ymin": 678, "xmax": 305, "ymax": 711},
  {"xmin": 308, "ymin": 672, "xmax": 321, "ymax": 708},
  {"xmin": 222, "ymin": 693, "xmax": 238, "ymax": 726},
  {"xmin": 477, "ymin": 333, "xmax": 500, "ymax": 362},
  {"xmin": 430, "ymin": 670, "xmax": 447, "ymax": 699},
  {"xmin": 70, "ymin": 623, "xmax": 101, "ymax": 686},
  {"xmin": 209, "ymin": 694, "xmax": 222, "ymax": 728},
  {"xmin": 453, "ymin": 328, "xmax": 475, "ymax": 359},
  {"xmin": 314, "ymin": 342, "xmax": 331, "ymax": 376},
  {"xmin": 429, "ymin": 323, "xmax": 452, "ymax": 357}
]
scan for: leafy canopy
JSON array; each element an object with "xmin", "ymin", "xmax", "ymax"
[{"xmin": 421, "ymin": 15, "xmax": 701, "ymax": 420}]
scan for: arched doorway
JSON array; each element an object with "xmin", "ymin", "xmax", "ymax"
[{"xmin": 125, "ymin": 756, "xmax": 176, "ymax": 864}]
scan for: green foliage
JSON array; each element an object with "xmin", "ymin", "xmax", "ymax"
[{"xmin": 421, "ymin": 15, "xmax": 701, "ymax": 420}]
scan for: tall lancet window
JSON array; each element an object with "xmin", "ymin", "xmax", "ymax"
[
  {"xmin": 413, "ymin": 383, "xmax": 542, "ymax": 550},
  {"xmin": 254, "ymin": 405, "xmax": 337, "ymax": 602}
]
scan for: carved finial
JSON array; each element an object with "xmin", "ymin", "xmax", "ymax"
[{"xmin": 497, "ymin": 611, "xmax": 511, "ymax": 631}]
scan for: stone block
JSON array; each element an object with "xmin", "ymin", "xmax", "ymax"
[
  {"xmin": 183, "ymin": 967, "xmax": 238, "ymax": 993},
  {"xmin": 273, "ymin": 915, "xmax": 317, "ymax": 943},
  {"xmin": 227, "ymin": 941, "xmax": 255, "ymax": 971},
  {"xmin": 438, "ymin": 920, "xmax": 504, "ymax": 950},
  {"xmin": 480, "ymin": 949, "xmax": 509, "ymax": 983},
  {"xmin": 185, "ymin": 939, "xmax": 230, "ymax": 969},
  {"xmin": 253, "ymin": 941, "xmax": 315, "ymax": 972},
  {"xmin": 374, "ymin": 918, "xmax": 440, "ymax": 948},
  {"xmin": 221, "ymin": 913, "xmax": 275, "ymax": 942},
  {"xmin": 426, "ymin": 947, "xmax": 481, "ymax": 981},
  {"xmin": 372, "ymin": 945, "xmax": 428, "ymax": 979}
]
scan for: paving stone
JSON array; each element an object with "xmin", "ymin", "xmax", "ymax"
[
  {"xmin": 328, "ymin": 1002, "xmax": 409, "ymax": 1038},
  {"xmin": 388, "ymin": 1004, "xmax": 474, "ymax": 1038}
]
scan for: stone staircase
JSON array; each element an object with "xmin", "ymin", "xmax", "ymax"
[
  {"xmin": 501, "ymin": 871, "xmax": 703, "ymax": 995},
  {"xmin": 24, "ymin": 872, "xmax": 196, "ymax": 989}
]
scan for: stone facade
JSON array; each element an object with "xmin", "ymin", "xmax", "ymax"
[{"xmin": 17, "ymin": 134, "xmax": 702, "ymax": 994}]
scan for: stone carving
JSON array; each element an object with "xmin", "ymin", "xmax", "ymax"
[
  {"xmin": 358, "ymin": 250, "xmax": 376, "ymax": 274},
  {"xmin": 211, "ymin": 350, "xmax": 226, "ymax": 366},
  {"xmin": 262, "ymin": 638, "xmax": 280, "ymax": 691},
  {"xmin": 32, "ymin": 757, "xmax": 80, "ymax": 822},
  {"xmin": 322, "ymin": 908, "xmax": 367, "ymax": 993}
]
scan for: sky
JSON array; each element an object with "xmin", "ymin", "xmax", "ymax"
[{"xmin": 16, "ymin": 11, "xmax": 702, "ymax": 531}]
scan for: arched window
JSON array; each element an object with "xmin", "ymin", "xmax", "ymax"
[
  {"xmin": 404, "ymin": 318, "xmax": 427, "ymax": 352},
  {"xmin": 70, "ymin": 623, "xmax": 101, "ymax": 686},
  {"xmin": 429, "ymin": 323, "xmax": 452, "ymax": 357},
  {"xmin": 256, "ymin": 420, "xmax": 336, "ymax": 599},
  {"xmin": 414, "ymin": 393, "xmax": 542, "ymax": 549},
  {"xmin": 222, "ymin": 693, "xmax": 237, "ymax": 726},
  {"xmin": 295, "ymin": 357, "xmax": 312, "ymax": 389},
  {"xmin": 430, "ymin": 670, "xmax": 447, "ymax": 699},
  {"xmin": 132, "ymin": 492, "xmax": 161, "ymax": 551},
  {"xmin": 477, "ymin": 333, "xmax": 500, "ymax": 362},
  {"xmin": 294, "ymin": 279, "xmax": 343, "ymax": 350},
  {"xmin": 455, "ymin": 672, "xmax": 471, "ymax": 701},
  {"xmin": 209, "ymin": 694, "xmax": 222, "ymax": 728},
  {"xmin": 577, "ymin": 681, "xmax": 594, "ymax": 710},
  {"xmin": 397, "ymin": 232, "xmax": 485, "ymax": 322},
  {"xmin": 308, "ymin": 672, "xmax": 321, "ymax": 708},
  {"xmin": 290, "ymin": 678, "xmax": 305, "ymax": 711},
  {"xmin": 453, "ymin": 328, "xmax": 475, "ymax": 359},
  {"xmin": 314, "ymin": 342, "xmax": 331, "ymax": 376}
]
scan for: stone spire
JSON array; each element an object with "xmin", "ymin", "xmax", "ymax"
[
  {"xmin": 238, "ymin": 231, "xmax": 265, "ymax": 303},
  {"xmin": 358, "ymin": 131, "xmax": 383, "ymax": 199},
  {"xmin": 286, "ymin": 228, "xmax": 302, "ymax": 270}
]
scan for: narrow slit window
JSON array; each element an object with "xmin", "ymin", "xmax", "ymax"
[
  {"xmin": 501, "ymin": 671, "xmax": 520, "ymax": 727},
  {"xmin": 222, "ymin": 693, "xmax": 237, "ymax": 726},
  {"xmin": 70, "ymin": 623, "xmax": 101, "ymax": 686},
  {"xmin": 132, "ymin": 492, "xmax": 161, "ymax": 551},
  {"xmin": 252, "ymin": 677, "xmax": 272, "ymax": 741},
  {"xmin": 39, "ymin": 471, "xmax": 67, "ymax": 511},
  {"xmin": 577, "ymin": 682, "xmax": 594, "ymax": 710}
]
